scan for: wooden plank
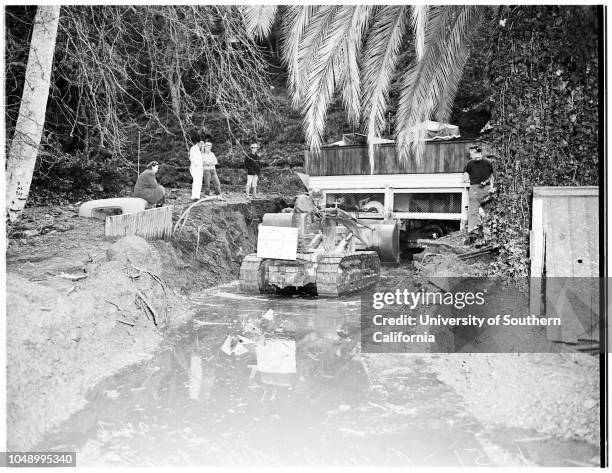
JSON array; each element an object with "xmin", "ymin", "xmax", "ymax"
[
  {"xmin": 361, "ymin": 147, "xmax": 370, "ymax": 175},
  {"xmin": 335, "ymin": 148, "xmax": 340, "ymax": 175},
  {"xmin": 529, "ymin": 196, "xmax": 544, "ymax": 317},
  {"xmin": 533, "ymin": 186, "xmax": 598, "ymax": 197},
  {"xmin": 105, "ymin": 206, "xmax": 173, "ymax": 240},
  {"xmin": 435, "ymin": 143, "xmax": 443, "ymax": 172},
  {"xmin": 435, "ymin": 144, "xmax": 442, "ymax": 172},
  {"xmin": 384, "ymin": 146, "xmax": 395, "ymax": 174}
]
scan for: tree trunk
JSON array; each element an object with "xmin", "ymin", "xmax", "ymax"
[{"xmin": 5, "ymin": 5, "xmax": 61, "ymax": 222}]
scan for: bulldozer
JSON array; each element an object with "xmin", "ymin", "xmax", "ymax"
[{"xmin": 240, "ymin": 195, "xmax": 400, "ymax": 297}]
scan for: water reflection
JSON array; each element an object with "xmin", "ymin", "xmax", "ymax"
[{"xmin": 35, "ymin": 283, "xmax": 599, "ymax": 467}]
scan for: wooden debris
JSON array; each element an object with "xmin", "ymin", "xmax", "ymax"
[
  {"xmin": 457, "ymin": 245, "xmax": 499, "ymax": 260},
  {"xmin": 192, "ymin": 320, "xmax": 230, "ymax": 326},
  {"xmin": 416, "ymin": 239, "xmax": 467, "ymax": 254},
  {"xmin": 58, "ymin": 272, "xmax": 89, "ymax": 281},
  {"xmin": 116, "ymin": 319, "xmax": 135, "ymax": 327},
  {"xmin": 104, "ymin": 298, "xmax": 124, "ymax": 311},
  {"xmin": 135, "ymin": 296, "xmax": 151, "ymax": 322},
  {"xmin": 135, "ymin": 289, "xmax": 159, "ymax": 327}
]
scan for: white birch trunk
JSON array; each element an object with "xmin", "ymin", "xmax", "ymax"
[{"xmin": 6, "ymin": 5, "xmax": 61, "ymax": 222}]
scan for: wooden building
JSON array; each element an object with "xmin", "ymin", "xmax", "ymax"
[{"xmin": 305, "ymin": 139, "xmax": 478, "ymax": 226}]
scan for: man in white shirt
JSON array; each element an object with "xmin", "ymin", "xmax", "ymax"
[{"xmin": 189, "ymin": 138, "xmax": 204, "ymax": 200}]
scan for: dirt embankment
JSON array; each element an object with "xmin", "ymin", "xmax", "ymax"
[
  {"xmin": 6, "ymin": 192, "xmax": 287, "ymax": 450},
  {"xmin": 156, "ymin": 196, "xmax": 286, "ymax": 293}
]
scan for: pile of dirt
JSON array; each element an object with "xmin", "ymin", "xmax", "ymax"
[{"xmin": 6, "ymin": 235, "xmax": 180, "ymax": 450}]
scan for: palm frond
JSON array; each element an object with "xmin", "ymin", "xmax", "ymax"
[
  {"xmin": 434, "ymin": 42, "xmax": 470, "ymax": 122},
  {"xmin": 338, "ymin": 6, "xmax": 374, "ymax": 126},
  {"xmin": 241, "ymin": 5, "xmax": 277, "ymax": 39},
  {"xmin": 292, "ymin": 6, "xmax": 340, "ymax": 114},
  {"xmin": 395, "ymin": 6, "xmax": 484, "ymax": 163},
  {"xmin": 281, "ymin": 6, "xmax": 319, "ymax": 108},
  {"xmin": 411, "ymin": 5, "xmax": 429, "ymax": 60},
  {"xmin": 300, "ymin": 6, "xmax": 372, "ymax": 152},
  {"xmin": 360, "ymin": 6, "xmax": 410, "ymax": 173}
]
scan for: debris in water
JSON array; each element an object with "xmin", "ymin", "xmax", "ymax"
[
  {"xmin": 192, "ymin": 320, "xmax": 230, "ymax": 326},
  {"xmin": 256, "ymin": 339, "xmax": 296, "ymax": 374},
  {"xmin": 338, "ymin": 427, "xmax": 366, "ymax": 437},
  {"xmin": 220, "ymin": 335, "xmax": 250, "ymax": 357},
  {"xmin": 188, "ymin": 354, "xmax": 202, "ymax": 399},
  {"xmin": 58, "ymin": 272, "xmax": 88, "ymax": 281}
]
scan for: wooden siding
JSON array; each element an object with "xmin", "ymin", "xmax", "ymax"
[{"xmin": 305, "ymin": 140, "xmax": 478, "ymax": 176}]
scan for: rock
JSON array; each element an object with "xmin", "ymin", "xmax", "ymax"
[
  {"xmin": 106, "ymin": 235, "xmax": 158, "ymax": 270},
  {"xmin": 23, "ymin": 229, "xmax": 40, "ymax": 238}
]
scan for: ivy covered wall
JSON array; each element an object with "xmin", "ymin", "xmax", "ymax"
[{"xmin": 482, "ymin": 6, "xmax": 599, "ymax": 278}]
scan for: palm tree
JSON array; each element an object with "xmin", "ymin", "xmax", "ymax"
[{"xmin": 242, "ymin": 5, "xmax": 491, "ymax": 169}]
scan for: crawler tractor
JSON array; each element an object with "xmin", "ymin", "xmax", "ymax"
[{"xmin": 240, "ymin": 199, "xmax": 399, "ymax": 297}]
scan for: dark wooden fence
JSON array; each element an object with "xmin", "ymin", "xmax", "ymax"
[{"xmin": 305, "ymin": 140, "xmax": 478, "ymax": 176}]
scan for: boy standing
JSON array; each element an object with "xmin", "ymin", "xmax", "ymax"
[
  {"xmin": 244, "ymin": 142, "xmax": 262, "ymax": 199},
  {"xmin": 202, "ymin": 140, "xmax": 222, "ymax": 196}
]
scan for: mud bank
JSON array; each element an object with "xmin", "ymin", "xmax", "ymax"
[
  {"xmin": 5, "ymin": 193, "xmax": 286, "ymax": 450},
  {"xmin": 411, "ymin": 235, "xmax": 600, "ymax": 448},
  {"xmin": 155, "ymin": 196, "xmax": 286, "ymax": 293}
]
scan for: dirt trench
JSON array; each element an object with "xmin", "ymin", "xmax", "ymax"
[
  {"xmin": 155, "ymin": 196, "xmax": 286, "ymax": 293},
  {"xmin": 5, "ymin": 193, "xmax": 287, "ymax": 450}
]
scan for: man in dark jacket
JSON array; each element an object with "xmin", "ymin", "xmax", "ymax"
[
  {"xmin": 244, "ymin": 142, "xmax": 262, "ymax": 199},
  {"xmin": 463, "ymin": 146, "xmax": 494, "ymax": 244},
  {"xmin": 133, "ymin": 161, "xmax": 165, "ymax": 207}
]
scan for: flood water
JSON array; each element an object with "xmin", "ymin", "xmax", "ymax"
[{"xmin": 36, "ymin": 278, "xmax": 599, "ymax": 467}]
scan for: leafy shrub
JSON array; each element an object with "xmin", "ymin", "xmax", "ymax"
[{"xmin": 481, "ymin": 6, "xmax": 599, "ymax": 279}]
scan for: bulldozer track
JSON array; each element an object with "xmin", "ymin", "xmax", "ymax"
[
  {"xmin": 316, "ymin": 252, "xmax": 380, "ymax": 297},
  {"xmin": 239, "ymin": 254, "xmax": 265, "ymax": 293}
]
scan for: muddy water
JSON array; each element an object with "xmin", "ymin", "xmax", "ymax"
[{"xmin": 36, "ymin": 280, "xmax": 598, "ymax": 467}]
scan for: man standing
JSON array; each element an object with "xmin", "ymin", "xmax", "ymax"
[
  {"xmin": 202, "ymin": 140, "xmax": 222, "ymax": 196},
  {"xmin": 244, "ymin": 142, "xmax": 262, "ymax": 199},
  {"xmin": 463, "ymin": 146, "xmax": 495, "ymax": 244},
  {"xmin": 189, "ymin": 137, "xmax": 204, "ymax": 201}
]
